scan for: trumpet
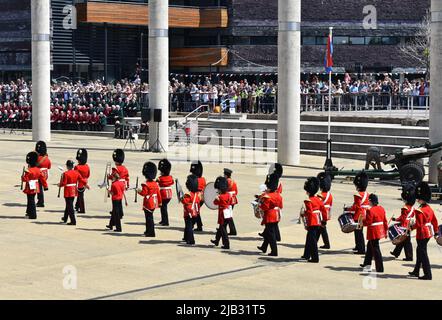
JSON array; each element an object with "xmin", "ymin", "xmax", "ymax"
[
  {"xmin": 98, "ymin": 162, "xmax": 112, "ymax": 203},
  {"xmin": 134, "ymin": 176, "xmax": 139, "ymax": 203},
  {"xmin": 252, "ymin": 194, "xmax": 264, "ymax": 219}
]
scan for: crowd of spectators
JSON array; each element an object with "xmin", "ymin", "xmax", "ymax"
[{"xmin": 0, "ymin": 74, "xmax": 431, "ymax": 131}]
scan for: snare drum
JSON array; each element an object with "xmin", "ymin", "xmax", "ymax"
[
  {"xmin": 338, "ymin": 213, "xmax": 357, "ymax": 233},
  {"xmin": 436, "ymin": 225, "xmax": 442, "ymax": 246},
  {"xmin": 388, "ymin": 225, "xmax": 408, "ymax": 245}
]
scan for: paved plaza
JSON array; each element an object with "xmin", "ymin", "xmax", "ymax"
[{"xmin": 0, "ymin": 132, "xmax": 441, "ymax": 300}]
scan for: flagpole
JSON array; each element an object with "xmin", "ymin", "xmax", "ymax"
[{"xmin": 324, "ymin": 26, "xmax": 334, "ymax": 171}]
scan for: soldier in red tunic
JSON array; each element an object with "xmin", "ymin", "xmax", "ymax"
[
  {"xmin": 106, "ymin": 172, "xmax": 125, "ymax": 232},
  {"xmin": 301, "ymin": 177, "xmax": 326, "ymax": 263},
  {"xmin": 181, "ymin": 175, "xmax": 201, "ymax": 245},
  {"xmin": 35, "ymin": 141, "xmax": 51, "ymax": 207},
  {"xmin": 350, "ymin": 171, "xmax": 370, "ymax": 255},
  {"xmin": 390, "ymin": 183, "xmax": 416, "ymax": 261},
  {"xmin": 22, "ymin": 152, "xmax": 48, "ymax": 219},
  {"xmin": 360, "ymin": 194, "xmax": 388, "ymax": 272},
  {"xmin": 224, "ymin": 168, "xmax": 238, "ymax": 236},
  {"xmin": 109, "ymin": 149, "xmax": 130, "ymax": 191},
  {"xmin": 74, "ymin": 149, "xmax": 90, "ymax": 214},
  {"xmin": 257, "ymin": 173, "xmax": 283, "ymax": 256},
  {"xmin": 157, "ymin": 159, "xmax": 174, "ymax": 226},
  {"xmin": 137, "ymin": 162, "xmax": 162, "ymax": 237},
  {"xmin": 210, "ymin": 176, "xmax": 233, "ymax": 250},
  {"xmin": 190, "ymin": 161, "xmax": 205, "ymax": 232},
  {"xmin": 316, "ymin": 172, "xmax": 333, "ymax": 249},
  {"xmin": 58, "ymin": 160, "xmax": 89, "ymax": 225},
  {"xmin": 409, "ymin": 182, "xmax": 439, "ymax": 280}
]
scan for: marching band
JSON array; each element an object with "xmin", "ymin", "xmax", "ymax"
[{"xmin": 18, "ymin": 143, "xmax": 442, "ymax": 280}]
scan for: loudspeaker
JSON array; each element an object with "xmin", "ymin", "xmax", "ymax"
[
  {"xmin": 153, "ymin": 109, "xmax": 162, "ymax": 123},
  {"xmin": 141, "ymin": 107, "xmax": 150, "ymax": 122}
]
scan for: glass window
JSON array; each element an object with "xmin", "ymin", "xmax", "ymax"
[
  {"xmin": 382, "ymin": 37, "xmax": 399, "ymax": 45},
  {"xmin": 349, "ymin": 37, "xmax": 365, "ymax": 45},
  {"xmin": 366, "ymin": 37, "xmax": 382, "ymax": 45},
  {"xmin": 251, "ymin": 36, "xmax": 277, "ymax": 45},
  {"xmin": 302, "ymin": 37, "xmax": 316, "ymax": 45},
  {"xmin": 316, "ymin": 37, "xmax": 327, "ymax": 45},
  {"xmin": 333, "ymin": 36, "xmax": 349, "ymax": 45}
]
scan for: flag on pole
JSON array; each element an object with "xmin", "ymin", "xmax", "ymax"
[{"xmin": 325, "ymin": 29, "xmax": 333, "ymax": 73}]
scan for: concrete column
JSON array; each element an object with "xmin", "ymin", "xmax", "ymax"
[
  {"xmin": 429, "ymin": 0, "xmax": 442, "ymax": 183},
  {"xmin": 31, "ymin": 0, "xmax": 51, "ymax": 142},
  {"xmin": 148, "ymin": 0, "xmax": 169, "ymax": 152},
  {"xmin": 277, "ymin": 0, "xmax": 301, "ymax": 165}
]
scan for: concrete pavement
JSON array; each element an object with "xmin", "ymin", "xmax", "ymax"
[{"xmin": 0, "ymin": 131, "xmax": 441, "ymax": 300}]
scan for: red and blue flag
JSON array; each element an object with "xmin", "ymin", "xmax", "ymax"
[{"xmin": 325, "ymin": 30, "xmax": 333, "ymax": 73}]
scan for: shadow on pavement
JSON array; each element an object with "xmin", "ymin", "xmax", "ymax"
[{"xmin": 3, "ymin": 203, "xmax": 27, "ymax": 207}]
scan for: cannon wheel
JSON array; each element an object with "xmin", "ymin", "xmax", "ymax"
[{"xmin": 399, "ymin": 163, "xmax": 425, "ymax": 184}]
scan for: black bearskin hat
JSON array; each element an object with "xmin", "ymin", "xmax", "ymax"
[
  {"xmin": 35, "ymin": 141, "xmax": 47, "ymax": 156},
  {"xmin": 401, "ymin": 183, "xmax": 416, "ymax": 205},
  {"xmin": 214, "ymin": 176, "xmax": 229, "ymax": 193},
  {"xmin": 223, "ymin": 168, "xmax": 233, "ymax": 178},
  {"xmin": 354, "ymin": 171, "xmax": 369, "ymax": 191},
  {"xmin": 112, "ymin": 149, "xmax": 125, "ymax": 164},
  {"xmin": 416, "ymin": 182, "xmax": 431, "ymax": 203},
  {"xmin": 369, "ymin": 193, "xmax": 379, "ymax": 205},
  {"xmin": 143, "ymin": 162, "xmax": 157, "ymax": 181},
  {"xmin": 158, "ymin": 159, "xmax": 172, "ymax": 175},
  {"xmin": 317, "ymin": 172, "xmax": 332, "ymax": 192},
  {"xmin": 265, "ymin": 173, "xmax": 280, "ymax": 192},
  {"xmin": 186, "ymin": 174, "xmax": 199, "ymax": 193},
  {"xmin": 190, "ymin": 160, "xmax": 203, "ymax": 177},
  {"xmin": 273, "ymin": 163, "xmax": 283, "ymax": 178},
  {"xmin": 66, "ymin": 160, "xmax": 74, "ymax": 169},
  {"xmin": 26, "ymin": 151, "xmax": 38, "ymax": 167},
  {"xmin": 304, "ymin": 177, "xmax": 320, "ymax": 196},
  {"xmin": 76, "ymin": 148, "xmax": 88, "ymax": 165}
]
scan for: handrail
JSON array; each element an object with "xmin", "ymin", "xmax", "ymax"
[{"xmin": 170, "ymin": 104, "xmax": 210, "ymax": 131}]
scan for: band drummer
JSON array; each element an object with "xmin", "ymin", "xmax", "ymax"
[
  {"xmin": 349, "ymin": 171, "xmax": 370, "ymax": 255},
  {"xmin": 157, "ymin": 159, "xmax": 174, "ymax": 226},
  {"xmin": 211, "ymin": 176, "xmax": 233, "ymax": 250},
  {"xmin": 74, "ymin": 148, "xmax": 90, "ymax": 214},
  {"xmin": 360, "ymin": 194, "xmax": 388, "ymax": 273},
  {"xmin": 316, "ymin": 172, "xmax": 333, "ymax": 249},
  {"xmin": 409, "ymin": 182, "xmax": 439, "ymax": 280},
  {"xmin": 35, "ymin": 141, "xmax": 51, "ymax": 208},
  {"xmin": 390, "ymin": 183, "xmax": 416, "ymax": 261},
  {"xmin": 190, "ymin": 161, "xmax": 205, "ymax": 232}
]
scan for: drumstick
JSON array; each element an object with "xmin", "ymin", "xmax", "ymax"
[{"xmin": 387, "ymin": 215, "xmax": 395, "ymax": 226}]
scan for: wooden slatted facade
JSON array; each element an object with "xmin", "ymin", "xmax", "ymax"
[
  {"xmin": 170, "ymin": 47, "xmax": 228, "ymax": 67},
  {"xmin": 76, "ymin": 2, "xmax": 228, "ymax": 28}
]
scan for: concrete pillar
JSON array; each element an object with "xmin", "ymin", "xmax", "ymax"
[
  {"xmin": 31, "ymin": 0, "xmax": 51, "ymax": 142},
  {"xmin": 429, "ymin": 0, "xmax": 442, "ymax": 183},
  {"xmin": 277, "ymin": 0, "xmax": 301, "ymax": 165},
  {"xmin": 148, "ymin": 0, "xmax": 169, "ymax": 152}
]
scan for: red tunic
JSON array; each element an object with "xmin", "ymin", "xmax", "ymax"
[
  {"xmin": 350, "ymin": 191, "xmax": 370, "ymax": 221},
  {"xmin": 22, "ymin": 167, "xmax": 48, "ymax": 195},
  {"xmin": 138, "ymin": 181, "xmax": 162, "ymax": 211},
  {"xmin": 317, "ymin": 191, "xmax": 333, "ymax": 221},
  {"xmin": 363, "ymin": 205, "xmax": 388, "ymax": 240},
  {"xmin": 74, "ymin": 164, "xmax": 90, "ymax": 189},
  {"xmin": 197, "ymin": 177, "xmax": 206, "ymax": 192},
  {"xmin": 227, "ymin": 178, "xmax": 238, "ymax": 205},
  {"xmin": 276, "ymin": 181, "xmax": 283, "ymax": 194},
  {"xmin": 157, "ymin": 175, "xmax": 174, "ymax": 200},
  {"xmin": 214, "ymin": 192, "xmax": 233, "ymax": 225},
  {"xmin": 304, "ymin": 196, "xmax": 326, "ymax": 227},
  {"xmin": 60, "ymin": 170, "xmax": 87, "ymax": 198},
  {"xmin": 413, "ymin": 204, "xmax": 439, "ymax": 240},
  {"xmin": 259, "ymin": 192, "xmax": 283, "ymax": 225},
  {"xmin": 109, "ymin": 165, "xmax": 130, "ymax": 189},
  {"xmin": 37, "ymin": 155, "xmax": 52, "ymax": 180},
  {"xmin": 395, "ymin": 204, "xmax": 415, "ymax": 229},
  {"xmin": 181, "ymin": 192, "xmax": 201, "ymax": 218},
  {"xmin": 110, "ymin": 180, "xmax": 126, "ymax": 201}
]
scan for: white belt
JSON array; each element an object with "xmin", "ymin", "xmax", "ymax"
[
  {"xmin": 313, "ymin": 210, "xmax": 322, "ymax": 221},
  {"xmin": 370, "ymin": 222, "xmax": 383, "ymax": 227},
  {"xmin": 118, "ymin": 179, "xmax": 126, "ymax": 182},
  {"xmin": 66, "ymin": 184, "xmax": 76, "ymax": 187},
  {"xmin": 324, "ymin": 205, "xmax": 331, "ymax": 208},
  {"xmin": 40, "ymin": 168, "xmax": 48, "ymax": 171},
  {"xmin": 361, "ymin": 205, "xmax": 370, "ymax": 209},
  {"xmin": 228, "ymin": 191, "xmax": 236, "ymax": 195},
  {"xmin": 426, "ymin": 223, "xmax": 435, "ymax": 235},
  {"xmin": 160, "ymin": 187, "xmax": 172, "ymax": 190}
]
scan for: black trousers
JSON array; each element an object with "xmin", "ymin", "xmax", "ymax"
[
  {"xmin": 261, "ymin": 223, "xmax": 278, "ymax": 255},
  {"xmin": 317, "ymin": 221, "xmax": 331, "ymax": 247},
  {"xmin": 37, "ymin": 182, "xmax": 44, "ymax": 205},
  {"xmin": 392, "ymin": 236, "xmax": 413, "ymax": 260},
  {"xmin": 193, "ymin": 213, "xmax": 203, "ymax": 230},
  {"xmin": 214, "ymin": 219, "xmax": 230, "ymax": 248},
  {"xmin": 363, "ymin": 239, "xmax": 384, "ymax": 272},
  {"xmin": 354, "ymin": 228, "xmax": 366, "ymax": 253},
  {"xmin": 183, "ymin": 216, "xmax": 195, "ymax": 244},
  {"xmin": 144, "ymin": 209, "xmax": 155, "ymax": 236},
  {"xmin": 413, "ymin": 238, "xmax": 432, "ymax": 279},
  {"xmin": 303, "ymin": 226, "xmax": 320, "ymax": 261},
  {"xmin": 227, "ymin": 219, "xmax": 237, "ymax": 235},
  {"xmin": 160, "ymin": 199, "xmax": 171, "ymax": 225},
  {"xmin": 63, "ymin": 197, "xmax": 76, "ymax": 224},
  {"xmin": 75, "ymin": 189, "xmax": 86, "ymax": 213},
  {"xmin": 109, "ymin": 200, "xmax": 123, "ymax": 231},
  {"xmin": 26, "ymin": 194, "xmax": 37, "ymax": 219}
]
